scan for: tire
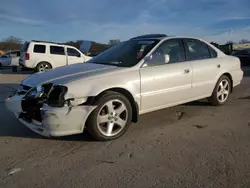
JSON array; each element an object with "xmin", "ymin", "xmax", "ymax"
[
  {"xmin": 0, "ymin": 63, "xmax": 2, "ymax": 69},
  {"xmin": 86, "ymin": 91, "xmax": 132, "ymax": 141},
  {"xmin": 36, "ymin": 62, "xmax": 52, "ymax": 72},
  {"xmin": 208, "ymin": 75, "xmax": 231, "ymax": 106}
]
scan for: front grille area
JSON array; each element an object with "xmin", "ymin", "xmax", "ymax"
[
  {"xmin": 21, "ymin": 97, "xmax": 45, "ymax": 122},
  {"xmin": 19, "ymin": 111, "xmax": 42, "ymax": 123}
]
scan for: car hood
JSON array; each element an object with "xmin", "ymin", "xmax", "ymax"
[{"xmin": 22, "ymin": 63, "xmax": 122, "ymax": 87}]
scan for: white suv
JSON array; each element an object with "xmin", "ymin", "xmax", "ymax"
[{"xmin": 19, "ymin": 41, "xmax": 92, "ymax": 72}]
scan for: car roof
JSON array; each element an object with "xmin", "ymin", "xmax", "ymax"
[
  {"xmin": 31, "ymin": 40, "xmax": 61, "ymax": 44},
  {"xmin": 130, "ymin": 34, "xmax": 168, "ymax": 40},
  {"xmin": 29, "ymin": 40, "xmax": 79, "ymax": 49},
  {"xmin": 129, "ymin": 34, "xmax": 208, "ymax": 42}
]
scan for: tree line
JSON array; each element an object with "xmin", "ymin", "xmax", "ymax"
[
  {"xmin": 0, "ymin": 36, "xmax": 249, "ymax": 53},
  {"xmin": 0, "ymin": 36, "xmax": 110, "ymax": 55}
]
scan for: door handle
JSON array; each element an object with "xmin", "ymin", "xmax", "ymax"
[
  {"xmin": 217, "ymin": 64, "xmax": 221, "ymax": 68},
  {"xmin": 183, "ymin": 69, "xmax": 190, "ymax": 74}
]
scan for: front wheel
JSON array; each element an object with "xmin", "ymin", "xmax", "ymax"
[
  {"xmin": 208, "ymin": 75, "xmax": 231, "ymax": 106},
  {"xmin": 86, "ymin": 91, "xmax": 132, "ymax": 141}
]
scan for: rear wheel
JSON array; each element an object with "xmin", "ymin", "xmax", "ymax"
[
  {"xmin": 208, "ymin": 75, "xmax": 231, "ymax": 106},
  {"xmin": 36, "ymin": 62, "xmax": 52, "ymax": 72},
  {"xmin": 86, "ymin": 91, "xmax": 132, "ymax": 141}
]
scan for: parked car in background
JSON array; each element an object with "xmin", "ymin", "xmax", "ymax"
[
  {"xmin": 19, "ymin": 40, "xmax": 92, "ymax": 72},
  {"xmin": 232, "ymin": 48, "xmax": 250, "ymax": 66},
  {"xmin": 0, "ymin": 50, "xmax": 20, "ymax": 71},
  {"xmin": 6, "ymin": 34, "xmax": 243, "ymax": 141}
]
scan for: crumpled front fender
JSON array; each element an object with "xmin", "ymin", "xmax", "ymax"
[{"xmin": 41, "ymin": 104, "xmax": 97, "ymax": 134}]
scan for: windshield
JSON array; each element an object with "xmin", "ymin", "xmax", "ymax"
[{"xmin": 88, "ymin": 39, "xmax": 159, "ymax": 67}]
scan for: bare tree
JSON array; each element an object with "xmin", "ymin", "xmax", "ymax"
[{"xmin": 0, "ymin": 36, "xmax": 23, "ymax": 51}]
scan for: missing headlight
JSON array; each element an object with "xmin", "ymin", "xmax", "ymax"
[
  {"xmin": 24, "ymin": 83, "xmax": 53, "ymax": 99},
  {"xmin": 47, "ymin": 85, "xmax": 68, "ymax": 107}
]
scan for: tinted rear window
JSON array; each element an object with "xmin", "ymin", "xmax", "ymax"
[
  {"xmin": 33, "ymin": 45, "xmax": 46, "ymax": 53},
  {"xmin": 50, "ymin": 46, "xmax": 65, "ymax": 55},
  {"xmin": 21, "ymin": 42, "xmax": 30, "ymax": 52}
]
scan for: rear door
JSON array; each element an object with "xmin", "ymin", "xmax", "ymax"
[
  {"xmin": 184, "ymin": 38, "xmax": 220, "ymax": 98},
  {"xmin": 66, "ymin": 47, "xmax": 85, "ymax": 65},
  {"xmin": 49, "ymin": 45, "xmax": 67, "ymax": 68}
]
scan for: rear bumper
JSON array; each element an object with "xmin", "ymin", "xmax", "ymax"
[
  {"xmin": 19, "ymin": 59, "xmax": 26, "ymax": 67},
  {"xmin": 231, "ymin": 69, "xmax": 244, "ymax": 87},
  {"xmin": 5, "ymin": 94, "xmax": 97, "ymax": 137},
  {"xmin": 19, "ymin": 59, "xmax": 34, "ymax": 68}
]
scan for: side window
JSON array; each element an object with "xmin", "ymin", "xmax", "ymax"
[
  {"xmin": 208, "ymin": 46, "xmax": 217, "ymax": 58},
  {"xmin": 67, "ymin": 48, "xmax": 81, "ymax": 57},
  {"xmin": 33, "ymin": 45, "xmax": 46, "ymax": 53},
  {"xmin": 33, "ymin": 44, "xmax": 46, "ymax": 54},
  {"xmin": 154, "ymin": 39, "xmax": 186, "ymax": 64},
  {"xmin": 185, "ymin": 39, "xmax": 211, "ymax": 60},
  {"xmin": 50, "ymin": 46, "xmax": 65, "ymax": 55}
]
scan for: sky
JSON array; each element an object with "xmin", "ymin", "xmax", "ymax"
[{"xmin": 0, "ymin": 0, "xmax": 250, "ymax": 44}]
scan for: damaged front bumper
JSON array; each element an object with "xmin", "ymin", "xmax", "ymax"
[{"xmin": 5, "ymin": 94, "xmax": 96, "ymax": 137}]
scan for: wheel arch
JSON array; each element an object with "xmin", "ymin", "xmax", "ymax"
[
  {"xmin": 221, "ymin": 72, "xmax": 233, "ymax": 92},
  {"xmin": 36, "ymin": 61, "xmax": 53, "ymax": 68},
  {"xmin": 93, "ymin": 87, "xmax": 139, "ymax": 123}
]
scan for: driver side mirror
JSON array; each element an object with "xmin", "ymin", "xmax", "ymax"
[{"xmin": 143, "ymin": 53, "xmax": 170, "ymax": 67}]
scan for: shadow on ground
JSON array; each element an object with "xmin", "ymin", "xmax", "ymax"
[
  {"xmin": 242, "ymin": 66, "xmax": 250, "ymax": 77},
  {"xmin": 0, "ymin": 67, "xmax": 33, "ymax": 75}
]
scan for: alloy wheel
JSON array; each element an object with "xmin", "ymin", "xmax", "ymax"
[
  {"xmin": 97, "ymin": 99, "xmax": 128, "ymax": 137},
  {"xmin": 217, "ymin": 79, "xmax": 230, "ymax": 103},
  {"xmin": 38, "ymin": 63, "xmax": 50, "ymax": 72}
]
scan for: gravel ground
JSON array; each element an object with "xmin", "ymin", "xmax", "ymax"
[{"xmin": 0, "ymin": 68, "xmax": 250, "ymax": 188}]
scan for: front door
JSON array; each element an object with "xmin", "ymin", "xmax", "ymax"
[
  {"xmin": 66, "ymin": 47, "xmax": 85, "ymax": 65},
  {"xmin": 140, "ymin": 39, "xmax": 192, "ymax": 112}
]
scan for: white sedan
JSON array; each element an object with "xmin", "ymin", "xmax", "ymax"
[{"xmin": 5, "ymin": 34, "xmax": 243, "ymax": 140}]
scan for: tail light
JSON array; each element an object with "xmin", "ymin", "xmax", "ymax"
[{"xmin": 25, "ymin": 53, "xmax": 30, "ymax": 60}]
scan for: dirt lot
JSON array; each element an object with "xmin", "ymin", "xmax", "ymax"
[{"xmin": 0, "ymin": 68, "xmax": 250, "ymax": 188}]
